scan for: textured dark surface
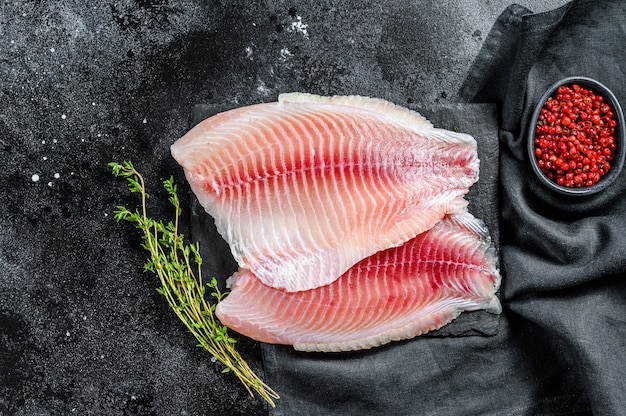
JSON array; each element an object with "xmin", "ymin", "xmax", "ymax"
[{"xmin": 1, "ymin": 1, "xmax": 573, "ymax": 415}]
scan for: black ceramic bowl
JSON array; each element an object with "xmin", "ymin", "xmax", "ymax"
[{"xmin": 527, "ymin": 76, "xmax": 626, "ymax": 195}]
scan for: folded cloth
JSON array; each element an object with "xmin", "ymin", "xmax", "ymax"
[
  {"xmin": 189, "ymin": 102, "xmax": 583, "ymax": 416},
  {"xmin": 459, "ymin": 0, "xmax": 626, "ymax": 415}
]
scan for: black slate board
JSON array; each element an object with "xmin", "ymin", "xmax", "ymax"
[
  {"xmin": 189, "ymin": 101, "xmax": 501, "ymax": 338},
  {"xmin": 188, "ymin": 102, "xmax": 503, "ymax": 415}
]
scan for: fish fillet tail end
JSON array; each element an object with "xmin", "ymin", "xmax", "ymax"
[{"xmin": 485, "ymin": 295, "xmax": 502, "ymax": 314}]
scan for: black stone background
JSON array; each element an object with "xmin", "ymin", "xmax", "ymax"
[{"xmin": 0, "ymin": 1, "xmax": 570, "ymax": 415}]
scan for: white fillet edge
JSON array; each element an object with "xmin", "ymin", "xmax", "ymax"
[{"xmin": 278, "ymin": 92, "xmax": 477, "ymax": 147}]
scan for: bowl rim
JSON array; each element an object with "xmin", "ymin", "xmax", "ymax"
[{"xmin": 527, "ymin": 76, "xmax": 626, "ymax": 196}]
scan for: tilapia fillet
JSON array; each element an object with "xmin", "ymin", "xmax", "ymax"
[
  {"xmin": 215, "ymin": 212, "xmax": 501, "ymax": 352},
  {"xmin": 171, "ymin": 93, "xmax": 480, "ymax": 292}
]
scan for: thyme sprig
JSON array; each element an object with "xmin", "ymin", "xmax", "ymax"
[{"xmin": 109, "ymin": 161, "xmax": 278, "ymax": 407}]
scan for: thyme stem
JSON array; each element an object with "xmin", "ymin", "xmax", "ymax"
[{"xmin": 109, "ymin": 161, "xmax": 278, "ymax": 407}]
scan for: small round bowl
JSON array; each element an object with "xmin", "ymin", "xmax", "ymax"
[{"xmin": 527, "ymin": 76, "xmax": 626, "ymax": 196}]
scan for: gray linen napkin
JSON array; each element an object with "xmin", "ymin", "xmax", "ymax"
[{"xmin": 459, "ymin": 1, "xmax": 626, "ymax": 415}]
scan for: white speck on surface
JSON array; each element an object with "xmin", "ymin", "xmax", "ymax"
[
  {"xmin": 48, "ymin": 182, "xmax": 53, "ymax": 187},
  {"xmin": 100, "ymin": 354, "xmax": 105, "ymax": 359},
  {"xmin": 81, "ymin": 138, "xmax": 85, "ymax": 142},
  {"xmin": 92, "ymin": 102, "xmax": 96, "ymax": 106},
  {"xmin": 289, "ymin": 15, "xmax": 309, "ymax": 37},
  {"xmin": 66, "ymin": 330, "xmax": 70, "ymax": 337},
  {"xmin": 41, "ymin": 140, "xmax": 45, "ymax": 144},
  {"xmin": 83, "ymin": 315, "xmax": 87, "ymax": 320},
  {"xmin": 54, "ymin": 173, "xmax": 60, "ymax": 179},
  {"xmin": 104, "ymin": 213, "xmax": 108, "ymax": 217},
  {"xmin": 31, "ymin": 174, "xmax": 40, "ymax": 182},
  {"xmin": 61, "ymin": 114, "xmax": 67, "ymax": 119},
  {"xmin": 244, "ymin": 46, "xmax": 253, "ymax": 60},
  {"xmin": 50, "ymin": 47, "xmax": 55, "ymax": 53},
  {"xmin": 43, "ymin": 156, "xmax": 47, "ymax": 161},
  {"xmin": 210, "ymin": 356, "xmax": 217, "ymax": 363},
  {"xmin": 142, "ymin": 117, "xmax": 147, "ymax": 124},
  {"xmin": 53, "ymin": 139, "xmax": 58, "ymax": 143},
  {"xmin": 256, "ymin": 79, "xmax": 270, "ymax": 96},
  {"xmin": 280, "ymin": 48, "xmax": 293, "ymax": 60}
]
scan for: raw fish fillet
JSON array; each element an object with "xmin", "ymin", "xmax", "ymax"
[
  {"xmin": 215, "ymin": 212, "xmax": 501, "ymax": 352},
  {"xmin": 171, "ymin": 93, "xmax": 479, "ymax": 292}
]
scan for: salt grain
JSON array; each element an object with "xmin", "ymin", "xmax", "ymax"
[
  {"xmin": 48, "ymin": 182, "xmax": 53, "ymax": 187},
  {"xmin": 289, "ymin": 16, "xmax": 309, "ymax": 37},
  {"xmin": 61, "ymin": 114, "xmax": 67, "ymax": 119},
  {"xmin": 31, "ymin": 174, "xmax": 40, "ymax": 182},
  {"xmin": 142, "ymin": 118, "xmax": 147, "ymax": 124},
  {"xmin": 256, "ymin": 80, "xmax": 270, "ymax": 96},
  {"xmin": 54, "ymin": 173, "xmax": 60, "ymax": 179},
  {"xmin": 280, "ymin": 48, "xmax": 293, "ymax": 60}
]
